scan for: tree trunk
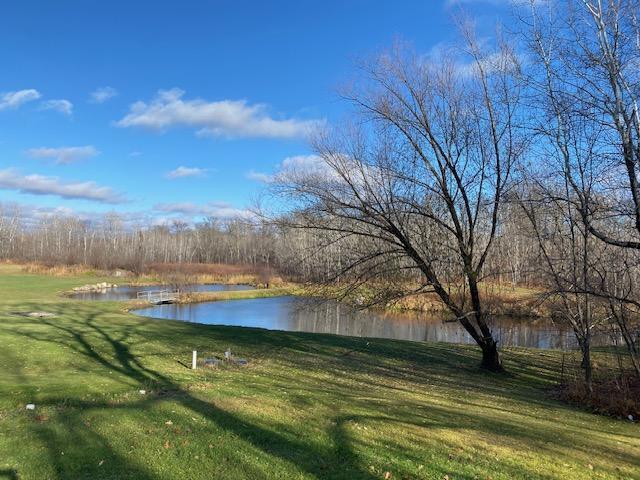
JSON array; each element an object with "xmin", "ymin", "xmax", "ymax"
[
  {"xmin": 468, "ymin": 274, "xmax": 504, "ymax": 372},
  {"xmin": 579, "ymin": 336, "xmax": 593, "ymax": 395},
  {"xmin": 480, "ymin": 339, "xmax": 503, "ymax": 372}
]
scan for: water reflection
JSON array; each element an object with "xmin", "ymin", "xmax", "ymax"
[
  {"xmin": 134, "ymin": 296, "xmax": 580, "ymax": 349},
  {"xmin": 71, "ymin": 283, "xmax": 253, "ymax": 301}
]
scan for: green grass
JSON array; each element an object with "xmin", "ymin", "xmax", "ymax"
[{"xmin": 0, "ymin": 265, "xmax": 637, "ymax": 480}]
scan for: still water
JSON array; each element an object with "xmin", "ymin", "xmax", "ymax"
[
  {"xmin": 134, "ymin": 295, "xmax": 577, "ymax": 349},
  {"xmin": 71, "ymin": 283, "xmax": 253, "ymax": 301}
]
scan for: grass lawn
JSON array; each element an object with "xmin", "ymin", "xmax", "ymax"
[{"xmin": 0, "ymin": 264, "xmax": 638, "ymax": 480}]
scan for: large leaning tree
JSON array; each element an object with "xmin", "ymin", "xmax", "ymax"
[{"xmin": 273, "ymin": 32, "xmax": 525, "ymax": 371}]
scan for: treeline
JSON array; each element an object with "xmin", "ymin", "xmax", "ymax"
[
  {"xmin": 0, "ymin": 210, "xmax": 277, "ymax": 272},
  {"xmin": 0, "ymin": 203, "xmax": 540, "ymax": 285}
]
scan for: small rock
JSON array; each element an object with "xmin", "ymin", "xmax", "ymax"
[
  {"xmin": 235, "ymin": 358, "xmax": 249, "ymax": 366},
  {"xmin": 165, "ymin": 420, "xmax": 173, "ymax": 425},
  {"xmin": 139, "ymin": 390, "xmax": 146, "ymax": 395},
  {"xmin": 628, "ymin": 414, "xmax": 634, "ymax": 422},
  {"xmin": 25, "ymin": 404, "xmax": 35, "ymax": 410},
  {"xmin": 25, "ymin": 312, "xmax": 56, "ymax": 318}
]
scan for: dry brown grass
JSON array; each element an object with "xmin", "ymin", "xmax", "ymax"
[
  {"xmin": 144, "ymin": 263, "xmax": 283, "ymax": 286},
  {"xmin": 16, "ymin": 261, "xmax": 286, "ymax": 287},
  {"xmin": 145, "ymin": 262, "xmax": 263, "ymax": 276},
  {"xmin": 362, "ymin": 282, "xmax": 545, "ymax": 317},
  {"xmin": 20, "ymin": 262, "xmax": 102, "ymax": 277}
]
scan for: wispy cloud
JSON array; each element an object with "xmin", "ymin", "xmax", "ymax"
[
  {"xmin": 247, "ymin": 154, "xmax": 328, "ymax": 183},
  {"xmin": 246, "ymin": 170, "xmax": 274, "ymax": 183},
  {"xmin": 115, "ymin": 88, "xmax": 323, "ymax": 139},
  {"xmin": 90, "ymin": 86, "xmax": 118, "ymax": 104},
  {"xmin": 0, "ymin": 169, "xmax": 126, "ymax": 204},
  {"xmin": 0, "ymin": 201, "xmax": 82, "ymax": 226},
  {"xmin": 0, "ymin": 89, "xmax": 41, "ymax": 110},
  {"xmin": 154, "ymin": 201, "xmax": 250, "ymax": 219},
  {"xmin": 40, "ymin": 99, "xmax": 73, "ymax": 115},
  {"xmin": 165, "ymin": 166, "xmax": 208, "ymax": 179},
  {"xmin": 26, "ymin": 146, "xmax": 100, "ymax": 165}
]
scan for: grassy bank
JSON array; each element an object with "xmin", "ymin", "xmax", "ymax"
[{"xmin": 0, "ymin": 264, "xmax": 638, "ymax": 479}]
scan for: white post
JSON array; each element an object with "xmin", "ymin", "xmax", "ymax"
[{"xmin": 192, "ymin": 350, "xmax": 197, "ymax": 370}]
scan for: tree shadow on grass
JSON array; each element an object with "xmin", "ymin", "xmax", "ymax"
[
  {"xmin": 2, "ymin": 301, "xmax": 638, "ymax": 479},
  {"xmin": 2, "ymin": 303, "xmax": 378, "ymax": 479}
]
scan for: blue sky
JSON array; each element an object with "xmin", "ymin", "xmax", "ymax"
[{"xmin": 0, "ymin": 0, "xmax": 508, "ymax": 224}]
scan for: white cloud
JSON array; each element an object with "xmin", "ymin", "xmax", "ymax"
[
  {"xmin": 26, "ymin": 146, "xmax": 100, "ymax": 165},
  {"xmin": 0, "ymin": 89, "xmax": 41, "ymax": 110},
  {"xmin": 246, "ymin": 170, "xmax": 274, "ymax": 183},
  {"xmin": 154, "ymin": 201, "xmax": 251, "ymax": 219},
  {"xmin": 40, "ymin": 99, "xmax": 73, "ymax": 115},
  {"xmin": 0, "ymin": 169, "xmax": 126, "ymax": 204},
  {"xmin": 279, "ymin": 154, "xmax": 327, "ymax": 174},
  {"xmin": 457, "ymin": 51, "xmax": 524, "ymax": 78},
  {"xmin": 277, "ymin": 154, "xmax": 334, "ymax": 182},
  {"xmin": 0, "ymin": 201, "xmax": 83, "ymax": 226},
  {"xmin": 115, "ymin": 88, "xmax": 323, "ymax": 139},
  {"xmin": 247, "ymin": 155, "xmax": 330, "ymax": 184},
  {"xmin": 90, "ymin": 86, "xmax": 118, "ymax": 103},
  {"xmin": 165, "ymin": 166, "xmax": 208, "ymax": 179}
]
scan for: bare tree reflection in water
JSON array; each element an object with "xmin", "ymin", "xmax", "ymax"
[{"xmin": 133, "ymin": 296, "xmax": 620, "ymax": 349}]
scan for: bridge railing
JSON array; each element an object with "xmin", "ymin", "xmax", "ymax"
[{"xmin": 136, "ymin": 289, "xmax": 179, "ymax": 304}]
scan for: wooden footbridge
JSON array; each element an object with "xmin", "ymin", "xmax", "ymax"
[{"xmin": 136, "ymin": 290, "xmax": 180, "ymax": 304}]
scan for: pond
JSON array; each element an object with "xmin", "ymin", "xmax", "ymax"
[
  {"xmin": 133, "ymin": 295, "xmax": 579, "ymax": 349},
  {"xmin": 70, "ymin": 283, "xmax": 253, "ymax": 301}
]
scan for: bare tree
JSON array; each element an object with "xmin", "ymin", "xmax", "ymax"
[
  {"xmin": 519, "ymin": 181, "xmax": 605, "ymax": 392},
  {"xmin": 522, "ymin": 0, "xmax": 640, "ymax": 374},
  {"xmin": 273, "ymin": 33, "xmax": 524, "ymax": 371}
]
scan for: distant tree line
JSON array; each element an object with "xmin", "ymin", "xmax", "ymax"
[
  {"xmin": 0, "ymin": 210, "xmax": 278, "ymax": 273},
  {"xmin": 0, "ymin": 204, "xmax": 538, "ymax": 284}
]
